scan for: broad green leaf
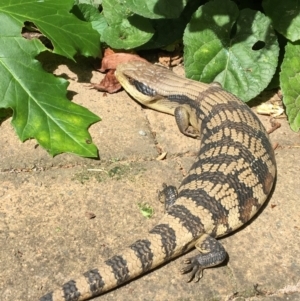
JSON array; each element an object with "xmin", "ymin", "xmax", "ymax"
[
  {"xmin": 139, "ymin": 0, "xmax": 200, "ymax": 50},
  {"xmin": 280, "ymin": 42, "xmax": 300, "ymax": 132},
  {"xmin": 102, "ymin": 0, "xmax": 134, "ymax": 24},
  {"xmin": 0, "ymin": 0, "xmax": 100, "ymax": 60},
  {"xmin": 75, "ymin": 0, "xmax": 102, "ymax": 8},
  {"xmin": 262, "ymin": 0, "xmax": 300, "ymax": 42},
  {"xmin": 102, "ymin": 0, "xmax": 154, "ymax": 49},
  {"xmin": 123, "ymin": 0, "xmax": 189, "ymax": 19},
  {"xmin": 183, "ymin": 0, "xmax": 279, "ymax": 102},
  {"xmin": 102, "ymin": 15, "xmax": 154, "ymax": 49},
  {"xmin": 139, "ymin": 18, "xmax": 186, "ymax": 50},
  {"xmin": 72, "ymin": 3, "xmax": 108, "ymax": 42},
  {"xmin": 0, "ymin": 13, "xmax": 100, "ymax": 157}
]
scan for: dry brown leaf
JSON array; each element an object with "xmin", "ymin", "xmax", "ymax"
[
  {"xmin": 100, "ymin": 52, "xmax": 147, "ymax": 72},
  {"xmin": 91, "ymin": 69, "xmax": 121, "ymax": 93},
  {"xmin": 93, "ymin": 49, "xmax": 147, "ymax": 93}
]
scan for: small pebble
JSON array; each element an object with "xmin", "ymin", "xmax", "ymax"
[{"xmin": 138, "ymin": 130, "xmax": 147, "ymax": 136}]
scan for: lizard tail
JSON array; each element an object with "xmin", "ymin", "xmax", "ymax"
[{"xmin": 40, "ymin": 217, "xmax": 194, "ymax": 301}]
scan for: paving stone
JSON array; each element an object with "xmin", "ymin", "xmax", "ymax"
[{"xmin": 0, "ymin": 54, "xmax": 299, "ymax": 301}]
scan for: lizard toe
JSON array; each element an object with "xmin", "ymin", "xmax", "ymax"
[{"xmin": 181, "ymin": 257, "xmax": 204, "ymax": 282}]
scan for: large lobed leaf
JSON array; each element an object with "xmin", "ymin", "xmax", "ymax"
[
  {"xmin": 0, "ymin": 0, "xmax": 100, "ymax": 60},
  {"xmin": 101, "ymin": 0, "xmax": 154, "ymax": 49},
  {"xmin": 123, "ymin": 0, "xmax": 189, "ymax": 19},
  {"xmin": 263, "ymin": 0, "xmax": 300, "ymax": 42},
  {"xmin": 0, "ymin": 2, "xmax": 101, "ymax": 157},
  {"xmin": 183, "ymin": 0, "xmax": 279, "ymax": 102},
  {"xmin": 100, "ymin": 0, "xmax": 198, "ymax": 49},
  {"xmin": 139, "ymin": 0, "xmax": 200, "ymax": 50},
  {"xmin": 73, "ymin": 2, "xmax": 108, "ymax": 41},
  {"xmin": 280, "ymin": 42, "xmax": 300, "ymax": 132}
]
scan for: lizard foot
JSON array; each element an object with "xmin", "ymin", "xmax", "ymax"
[
  {"xmin": 181, "ymin": 234, "xmax": 227, "ymax": 282},
  {"xmin": 181, "ymin": 257, "xmax": 204, "ymax": 282},
  {"xmin": 157, "ymin": 183, "xmax": 178, "ymax": 211}
]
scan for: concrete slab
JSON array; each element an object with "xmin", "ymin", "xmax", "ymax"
[{"xmin": 0, "ymin": 54, "xmax": 300, "ymax": 301}]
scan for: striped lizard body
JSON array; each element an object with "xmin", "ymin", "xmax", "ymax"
[{"xmin": 40, "ymin": 61, "xmax": 276, "ymax": 301}]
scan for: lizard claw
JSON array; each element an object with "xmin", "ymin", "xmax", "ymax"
[{"xmin": 181, "ymin": 257, "xmax": 204, "ymax": 282}]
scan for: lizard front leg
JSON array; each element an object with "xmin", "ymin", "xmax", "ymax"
[
  {"xmin": 174, "ymin": 106, "xmax": 200, "ymax": 139},
  {"xmin": 158, "ymin": 183, "xmax": 178, "ymax": 211}
]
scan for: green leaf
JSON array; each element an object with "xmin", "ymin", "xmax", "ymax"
[
  {"xmin": 72, "ymin": 3, "xmax": 108, "ymax": 42},
  {"xmin": 262, "ymin": 0, "xmax": 300, "ymax": 42},
  {"xmin": 183, "ymin": 0, "xmax": 279, "ymax": 102},
  {"xmin": 280, "ymin": 42, "xmax": 300, "ymax": 132},
  {"xmin": 138, "ymin": 203, "xmax": 154, "ymax": 218},
  {"xmin": 102, "ymin": 0, "xmax": 134, "ymax": 24},
  {"xmin": 123, "ymin": 0, "xmax": 189, "ymax": 19},
  {"xmin": 0, "ymin": 13, "xmax": 100, "ymax": 157},
  {"xmin": 75, "ymin": 0, "xmax": 102, "ymax": 8},
  {"xmin": 0, "ymin": 0, "xmax": 100, "ymax": 60},
  {"xmin": 102, "ymin": 0, "xmax": 154, "ymax": 49},
  {"xmin": 139, "ymin": 0, "xmax": 200, "ymax": 50},
  {"xmin": 102, "ymin": 15, "xmax": 154, "ymax": 49}
]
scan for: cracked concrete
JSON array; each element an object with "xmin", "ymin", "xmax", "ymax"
[{"xmin": 0, "ymin": 54, "xmax": 300, "ymax": 301}]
